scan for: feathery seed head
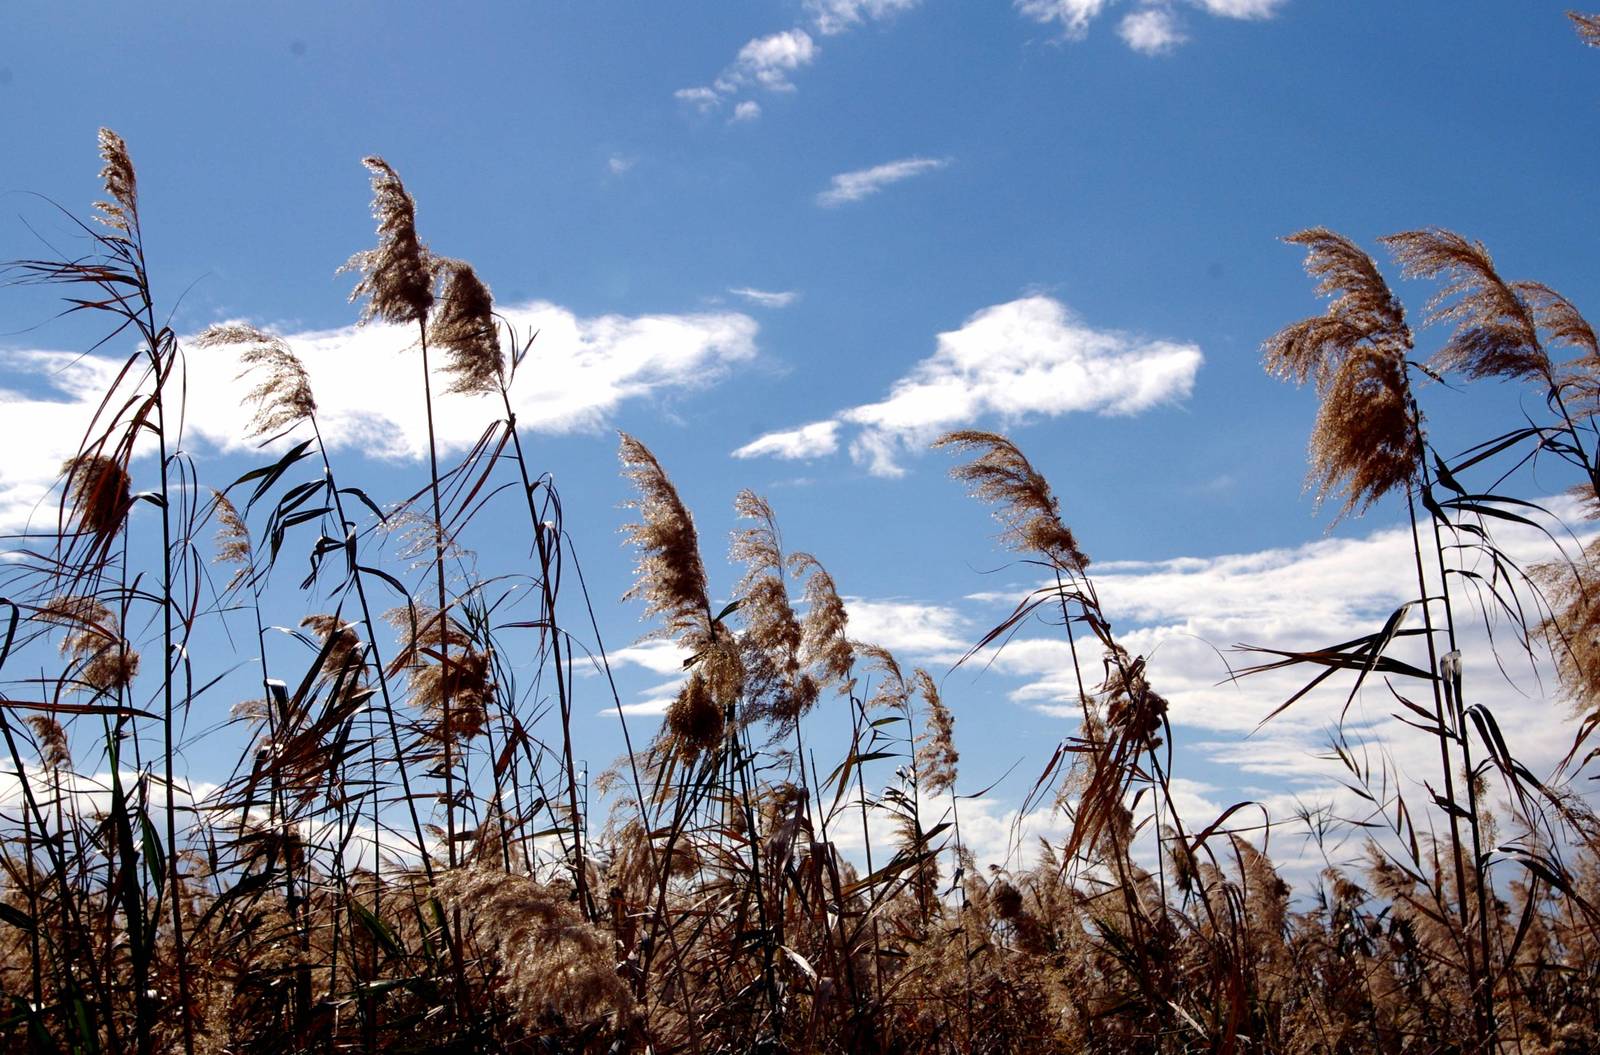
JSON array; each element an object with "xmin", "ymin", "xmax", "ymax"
[
  {"xmin": 1572, "ymin": 11, "xmax": 1600, "ymax": 47},
  {"xmin": 1266, "ymin": 229, "xmax": 1422, "ymax": 518},
  {"xmin": 429, "ymin": 260, "xmax": 505, "ymax": 395},
  {"xmin": 39, "ymin": 595, "xmax": 139, "ymax": 693},
  {"xmin": 342, "ymin": 156, "xmax": 436, "ymax": 326},
  {"xmin": 61, "ymin": 454, "xmax": 132, "ymax": 548},
  {"xmin": 934, "ymin": 430, "xmax": 1088, "ymax": 572},
  {"xmin": 210, "ymin": 490, "xmax": 253, "ymax": 568},
  {"xmin": 196, "ymin": 325, "xmax": 317, "ymax": 437},
  {"xmin": 618, "ymin": 433, "xmax": 711, "ymax": 638},
  {"xmin": 912, "ymin": 668, "xmax": 958, "ymax": 796},
  {"xmin": 26, "ymin": 716, "xmax": 71, "ymax": 773},
  {"xmin": 94, "ymin": 128, "xmax": 138, "ymax": 234},
  {"xmin": 1382, "ymin": 227, "xmax": 1551, "ymax": 382},
  {"xmin": 385, "ymin": 604, "xmax": 490, "ymax": 743}
]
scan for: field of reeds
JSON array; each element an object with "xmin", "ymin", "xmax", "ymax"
[{"xmin": 8, "ymin": 18, "xmax": 1600, "ymax": 1055}]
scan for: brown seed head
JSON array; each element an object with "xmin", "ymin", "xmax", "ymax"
[
  {"xmin": 39, "ymin": 595, "xmax": 139, "ymax": 693},
  {"xmin": 618, "ymin": 433, "xmax": 711, "ymax": 638},
  {"xmin": 429, "ymin": 260, "xmax": 505, "ymax": 395},
  {"xmin": 342, "ymin": 156, "xmax": 437, "ymax": 326},
  {"xmin": 61, "ymin": 454, "xmax": 132, "ymax": 547},
  {"xmin": 385, "ymin": 604, "xmax": 490, "ymax": 743},
  {"xmin": 934, "ymin": 430, "xmax": 1088, "ymax": 572},
  {"xmin": 792, "ymin": 552, "xmax": 854, "ymax": 690},
  {"xmin": 1266, "ymin": 229, "xmax": 1421, "ymax": 518},
  {"xmin": 1571, "ymin": 11, "xmax": 1600, "ymax": 47},
  {"xmin": 1382, "ymin": 227, "xmax": 1551, "ymax": 383},
  {"xmin": 25, "ymin": 716, "xmax": 71, "ymax": 773},
  {"xmin": 93, "ymin": 128, "xmax": 138, "ymax": 234},
  {"xmin": 196, "ymin": 325, "xmax": 317, "ymax": 437},
  {"xmin": 912, "ymin": 668, "xmax": 958, "ymax": 796}
]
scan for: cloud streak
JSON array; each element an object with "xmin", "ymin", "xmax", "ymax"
[
  {"xmin": 816, "ymin": 156, "xmax": 948, "ymax": 207},
  {"xmin": 734, "ymin": 295, "xmax": 1202, "ymax": 476}
]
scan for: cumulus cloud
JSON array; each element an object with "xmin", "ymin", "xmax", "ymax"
[
  {"xmin": 728, "ymin": 287, "xmax": 799, "ymax": 308},
  {"xmin": 734, "ymin": 295, "xmax": 1202, "ymax": 476},
  {"xmin": 736, "ymin": 29, "xmax": 819, "ymax": 91},
  {"xmin": 730, "ymin": 100, "xmax": 762, "ymax": 123},
  {"xmin": 1119, "ymin": 8, "xmax": 1187, "ymax": 53},
  {"xmin": 0, "ymin": 300, "xmax": 758, "ymax": 531},
  {"xmin": 1018, "ymin": 0, "xmax": 1285, "ymax": 54},
  {"xmin": 816, "ymin": 156, "xmax": 948, "ymax": 207}
]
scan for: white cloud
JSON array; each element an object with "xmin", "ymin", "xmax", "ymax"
[
  {"xmin": 806, "ymin": 0, "xmax": 923, "ymax": 36},
  {"xmin": 608, "ymin": 639, "xmax": 694, "ymax": 676},
  {"xmin": 737, "ymin": 295, "xmax": 1202, "ymax": 477},
  {"xmin": 1017, "ymin": 0, "xmax": 1284, "ymax": 52},
  {"xmin": 845, "ymin": 598, "xmax": 971, "ymax": 655},
  {"xmin": 736, "ymin": 29, "xmax": 818, "ymax": 92},
  {"xmin": 1195, "ymin": 0, "xmax": 1282, "ymax": 18},
  {"xmin": 1119, "ymin": 8, "xmax": 1186, "ymax": 53},
  {"xmin": 0, "ymin": 300, "xmax": 759, "ymax": 531},
  {"xmin": 728, "ymin": 287, "xmax": 799, "ymax": 309},
  {"xmin": 730, "ymin": 100, "xmax": 762, "ymax": 123},
  {"xmin": 733, "ymin": 420, "xmax": 840, "ymax": 461},
  {"xmin": 1015, "ymin": 0, "xmax": 1113, "ymax": 38},
  {"xmin": 607, "ymin": 154, "xmax": 636, "ymax": 175},
  {"xmin": 816, "ymin": 156, "xmax": 948, "ymax": 207},
  {"xmin": 674, "ymin": 86, "xmax": 721, "ymax": 112}
]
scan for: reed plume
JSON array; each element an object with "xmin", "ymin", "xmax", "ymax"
[
  {"xmin": 932, "ymin": 430, "xmax": 1088, "ymax": 571},
  {"xmin": 1571, "ymin": 11, "xmax": 1600, "ymax": 46},
  {"xmin": 385, "ymin": 604, "xmax": 490, "ymax": 744},
  {"xmin": 1382, "ymin": 227, "xmax": 1553, "ymax": 383},
  {"xmin": 195, "ymin": 325, "xmax": 317, "ymax": 438},
  {"xmin": 792, "ymin": 552, "xmax": 854, "ymax": 692},
  {"xmin": 912, "ymin": 669, "xmax": 957, "ymax": 797},
  {"xmin": 732, "ymin": 490, "xmax": 807, "ymax": 723},
  {"xmin": 25, "ymin": 716, "xmax": 71, "ymax": 773},
  {"xmin": 1265, "ymin": 228, "xmax": 1421, "ymax": 517},
  {"xmin": 429, "ymin": 260, "xmax": 505, "ymax": 395},
  {"xmin": 93, "ymin": 127, "xmax": 138, "ymax": 234},
  {"xmin": 618, "ymin": 433, "xmax": 711, "ymax": 638},
  {"xmin": 60, "ymin": 454, "xmax": 132, "ymax": 549},
  {"xmin": 342, "ymin": 156, "xmax": 436, "ymax": 326},
  {"xmin": 38, "ymin": 595, "xmax": 139, "ymax": 693}
]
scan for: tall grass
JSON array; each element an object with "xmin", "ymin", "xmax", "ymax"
[{"xmin": 6, "ymin": 57, "xmax": 1600, "ymax": 1051}]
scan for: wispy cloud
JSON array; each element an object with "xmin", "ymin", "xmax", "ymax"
[
  {"xmin": 816, "ymin": 156, "xmax": 949, "ymax": 207},
  {"xmin": 0, "ymin": 301, "xmax": 759, "ymax": 531},
  {"xmin": 677, "ymin": 2, "xmax": 923, "ymax": 113},
  {"xmin": 728, "ymin": 287, "xmax": 799, "ymax": 308},
  {"xmin": 805, "ymin": 0, "xmax": 924, "ymax": 36},
  {"xmin": 734, "ymin": 295, "xmax": 1201, "ymax": 476},
  {"xmin": 1018, "ymin": 0, "xmax": 1285, "ymax": 54},
  {"xmin": 607, "ymin": 154, "xmax": 636, "ymax": 175}
]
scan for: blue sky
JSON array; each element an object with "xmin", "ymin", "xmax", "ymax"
[{"xmin": 4, "ymin": 1, "xmax": 1599, "ymax": 874}]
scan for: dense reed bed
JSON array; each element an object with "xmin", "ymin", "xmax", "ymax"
[{"xmin": 6, "ymin": 20, "xmax": 1600, "ymax": 1052}]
